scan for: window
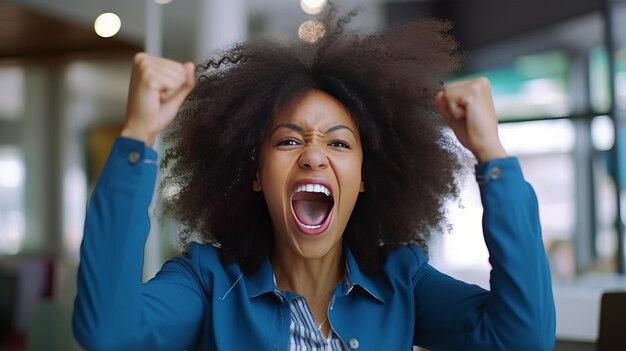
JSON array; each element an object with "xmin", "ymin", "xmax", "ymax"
[
  {"xmin": 0, "ymin": 147, "xmax": 25, "ymax": 255},
  {"xmin": 429, "ymin": 46, "xmax": 625, "ymax": 282}
]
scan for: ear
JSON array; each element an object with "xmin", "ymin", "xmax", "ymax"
[
  {"xmin": 252, "ymin": 171, "xmax": 262, "ymax": 192},
  {"xmin": 359, "ymin": 180, "xmax": 365, "ymax": 192}
]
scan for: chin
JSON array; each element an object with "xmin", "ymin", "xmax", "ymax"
[{"xmin": 289, "ymin": 230, "xmax": 343, "ymax": 260}]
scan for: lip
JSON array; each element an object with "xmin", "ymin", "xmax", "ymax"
[{"xmin": 290, "ymin": 179, "xmax": 335, "ymax": 236}]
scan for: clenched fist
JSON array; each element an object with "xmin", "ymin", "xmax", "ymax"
[
  {"xmin": 435, "ymin": 78, "xmax": 508, "ymax": 163},
  {"xmin": 121, "ymin": 53, "xmax": 196, "ymax": 146}
]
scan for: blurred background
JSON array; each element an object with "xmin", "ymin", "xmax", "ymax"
[{"xmin": 0, "ymin": 0, "xmax": 625, "ymax": 350}]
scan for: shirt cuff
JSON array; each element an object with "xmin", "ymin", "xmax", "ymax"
[
  {"xmin": 114, "ymin": 136, "xmax": 158, "ymax": 164},
  {"xmin": 475, "ymin": 157, "xmax": 522, "ymax": 185},
  {"xmin": 94, "ymin": 136, "xmax": 159, "ymax": 194}
]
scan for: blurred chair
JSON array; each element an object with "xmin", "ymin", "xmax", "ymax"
[{"xmin": 597, "ymin": 291, "xmax": 626, "ymax": 351}]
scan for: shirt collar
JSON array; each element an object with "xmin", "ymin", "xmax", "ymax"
[
  {"xmin": 245, "ymin": 255, "xmax": 277, "ymax": 299},
  {"xmin": 342, "ymin": 245, "xmax": 385, "ymax": 303},
  {"xmin": 244, "ymin": 245, "xmax": 385, "ymax": 304}
]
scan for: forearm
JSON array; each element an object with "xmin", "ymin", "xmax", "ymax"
[
  {"xmin": 73, "ymin": 137, "xmax": 158, "ymax": 350},
  {"xmin": 414, "ymin": 157, "xmax": 555, "ymax": 351},
  {"xmin": 478, "ymin": 157, "xmax": 555, "ymax": 350}
]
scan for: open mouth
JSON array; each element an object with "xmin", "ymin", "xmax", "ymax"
[{"xmin": 290, "ymin": 181, "xmax": 335, "ymax": 235}]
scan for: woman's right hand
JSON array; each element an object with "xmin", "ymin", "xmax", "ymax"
[{"xmin": 121, "ymin": 53, "xmax": 196, "ymax": 146}]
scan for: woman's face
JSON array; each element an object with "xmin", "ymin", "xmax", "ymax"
[{"xmin": 254, "ymin": 90, "xmax": 364, "ymax": 260}]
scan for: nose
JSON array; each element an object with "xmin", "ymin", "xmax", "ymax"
[{"xmin": 298, "ymin": 146, "xmax": 328, "ymax": 170}]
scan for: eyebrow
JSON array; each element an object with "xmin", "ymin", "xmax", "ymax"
[{"xmin": 270, "ymin": 123, "xmax": 357, "ymax": 137}]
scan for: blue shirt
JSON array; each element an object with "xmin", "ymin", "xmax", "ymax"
[{"xmin": 73, "ymin": 137, "xmax": 556, "ymax": 351}]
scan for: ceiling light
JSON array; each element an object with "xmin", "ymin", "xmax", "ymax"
[
  {"xmin": 94, "ymin": 12, "xmax": 121, "ymax": 38},
  {"xmin": 298, "ymin": 20, "xmax": 326, "ymax": 43},
  {"xmin": 301, "ymin": 0, "xmax": 327, "ymax": 15}
]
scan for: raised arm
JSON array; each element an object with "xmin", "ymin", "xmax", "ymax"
[
  {"xmin": 412, "ymin": 78, "xmax": 555, "ymax": 350},
  {"xmin": 72, "ymin": 54, "xmax": 204, "ymax": 350}
]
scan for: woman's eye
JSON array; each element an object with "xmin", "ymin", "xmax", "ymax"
[
  {"xmin": 328, "ymin": 140, "xmax": 351, "ymax": 149},
  {"xmin": 276, "ymin": 139, "xmax": 300, "ymax": 146}
]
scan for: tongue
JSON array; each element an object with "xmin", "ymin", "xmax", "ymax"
[{"xmin": 292, "ymin": 192, "xmax": 332, "ymax": 225}]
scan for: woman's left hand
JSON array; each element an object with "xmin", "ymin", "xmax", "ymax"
[{"xmin": 434, "ymin": 77, "xmax": 507, "ymax": 163}]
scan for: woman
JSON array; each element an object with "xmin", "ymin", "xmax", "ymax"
[{"xmin": 73, "ymin": 10, "xmax": 555, "ymax": 351}]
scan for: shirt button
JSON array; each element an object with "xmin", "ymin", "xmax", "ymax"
[
  {"xmin": 128, "ymin": 151, "xmax": 141, "ymax": 164},
  {"xmin": 490, "ymin": 166, "xmax": 501, "ymax": 180},
  {"xmin": 348, "ymin": 338, "xmax": 359, "ymax": 349}
]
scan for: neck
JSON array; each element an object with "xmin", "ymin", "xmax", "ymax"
[
  {"xmin": 271, "ymin": 239, "xmax": 344, "ymax": 338},
  {"xmin": 271, "ymin": 244, "xmax": 344, "ymax": 297}
]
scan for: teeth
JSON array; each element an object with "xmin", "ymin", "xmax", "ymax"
[
  {"xmin": 301, "ymin": 223, "xmax": 323, "ymax": 229},
  {"xmin": 295, "ymin": 184, "xmax": 331, "ymax": 196}
]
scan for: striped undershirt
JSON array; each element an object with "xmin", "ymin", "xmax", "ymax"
[{"xmin": 288, "ymin": 296, "xmax": 346, "ymax": 351}]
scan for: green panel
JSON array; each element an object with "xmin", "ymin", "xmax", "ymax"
[
  {"xmin": 590, "ymin": 46, "xmax": 611, "ymax": 113},
  {"xmin": 452, "ymin": 50, "xmax": 570, "ymax": 121}
]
